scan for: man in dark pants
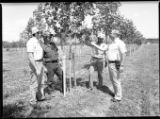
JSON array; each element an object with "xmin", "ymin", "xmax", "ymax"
[
  {"xmin": 89, "ymin": 31, "xmax": 107, "ymax": 89},
  {"xmin": 40, "ymin": 31, "xmax": 63, "ymax": 94}
]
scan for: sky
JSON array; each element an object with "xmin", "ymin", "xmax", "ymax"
[
  {"xmin": 119, "ymin": 2, "xmax": 159, "ymax": 39},
  {"xmin": 2, "ymin": 2, "xmax": 159, "ymax": 42},
  {"xmin": 2, "ymin": 3, "xmax": 39, "ymax": 42}
]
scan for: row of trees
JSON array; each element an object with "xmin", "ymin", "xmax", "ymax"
[
  {"xmin": 18, "ymin": 2, "xmax": 145, "ymax": 48},
  {"xmin": 3, "ymin": 40, "xmax": 26, "ymax": 48}
]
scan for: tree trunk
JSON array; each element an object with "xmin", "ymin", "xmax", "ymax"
[{"xmin": 69, "ymin": 43, "xmax": 72, "ymax": 91}]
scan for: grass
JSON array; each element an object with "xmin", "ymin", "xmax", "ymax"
[
  {"xmin": 106, "ymin": 44, "xmax": 159, "ymax": 116},
  {"xmin": 2, "ymin": 43, "xmax": 159, "ymax": 117}
]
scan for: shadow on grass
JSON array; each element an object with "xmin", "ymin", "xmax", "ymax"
[
  {"xmin": 97, "ymin": 85, "xmax": 115, "ymax": 97},
  {"xmin": 3, "ymin": 100, "xmax": 50, "ymax": 118},
  {"xmin": 3, "ymin": 101, "xmax": 26, "ymax": 118},
  {"xmin": 3, "ymin": 69, "xmax": 10, "ymax": 72},
  {"xmin": 45, "ymin": 75, "xmax": 114, "ymax": 97}
]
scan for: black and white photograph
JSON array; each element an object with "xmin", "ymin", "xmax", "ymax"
[{"xmin": 2, "ymin": 2, "xmax": 159, "ymax": 117}]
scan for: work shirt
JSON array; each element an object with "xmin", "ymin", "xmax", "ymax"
[
  {"xmin": 93, "ymin": 43, "xmax": 108, "ymax": 59},
  {"xmin": 107, "ymin": 38, "xmax": 127, "ymax": 61},
  {"xmin": 40, "ymin": 42, "xmax": 59, "ymax": 62},
  {"xmin": 26, "ymin": 37, "xmax": 43, "ymax": 61}
]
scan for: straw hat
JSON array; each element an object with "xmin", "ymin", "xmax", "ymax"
[
  {"xmin": 49, "ymin": 29, "xmax": 56, "ymax": 36},
  {"xmin": 97, "ymin": 32, "xmax": 105, "ymax": 39},
  {"xmin": 31, "ymin": 27, "xmax": 39, "ymax": 34},
  {"xmin": 111, "ymin": 30, "xmax": 120, "ymax": 35}
]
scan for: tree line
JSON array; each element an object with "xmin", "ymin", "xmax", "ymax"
[
  {"xmin": 3, "ymin": 40, "xmax": 26, "ymax": 48},
  {"xmin": 19, "ymin": 2, "xmax": 145, "ymax": 46},
  {"xmin": 4, "ymin": 2, "xmax": 145, "ymax": 49}
]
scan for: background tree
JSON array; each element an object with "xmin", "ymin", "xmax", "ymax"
[{"xmin": 20, "ymin": 2, "xmax": 145, "ymax": 47}]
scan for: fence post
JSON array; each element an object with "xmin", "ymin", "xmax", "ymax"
[
  {"xmin": 62, "ymin": 55, "xmax": 66, "ymax": 97},
  {"xmin": 69, "ymin": 44, "xmax": 72, "ymax": 91},
  {"xmin": 89, "ymin": 65, "xmax": 94, "ymax": 89},
  {"xmin": 72, "ymin": 53, "xmax": 76, "ymax": 87}
]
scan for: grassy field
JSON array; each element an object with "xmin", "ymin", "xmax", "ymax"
[{"xmin": 2, "ymin": 43, "xmax": 159, "ymax": 117}]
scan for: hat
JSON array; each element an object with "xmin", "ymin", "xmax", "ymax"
[
  {"xmin": 43, "ymin": 31, "xmax": 50, "ymax": 36},
  {"xmin": 32, "ymin": 27, "xmax": 39, "ymax": 34},
  {"xmin": 48, "ymin": 28, "xmax": 56, "ymax": 36},
  {"xmin": 97, "ymin": 32, "xmax": 105, "ymax": 39},
  {"xmin": 111, "ymin": 30, "xmax": 120, "ymax": 35},
  {"xmin": 50, "ymin": 30, "xmax": 56, "ymax": 35}
]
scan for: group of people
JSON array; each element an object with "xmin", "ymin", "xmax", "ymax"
[
  {"xmin": 26, "ymin": 26, "xmax": 127, "ymax": 105},
  {"xmin": 26, "ymin": 27, "xmax": 63, "ymax": 105},
  {"xmin": 89, "ymin": 29, "xmax": 127, "ymax": 102}
]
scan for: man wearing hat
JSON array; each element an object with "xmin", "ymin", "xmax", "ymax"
[
  {"xmin": 26, "ymin": 27, "xmax": 48, "ymax": 104},
  {"xmin": 91, "ymin": 29, "xmax": 127, "ymax": 102},
  {"xmin": 89, "ymin": 31, "xmax": 108, "ymax": 89},
  {"xmin": 39, "ymin": 30, "xmax": 63, "ymax": 94}
]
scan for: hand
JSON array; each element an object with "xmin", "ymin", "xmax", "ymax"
[
  {"xmin": 90, "ymin": 41, "xmax": 95, "ymax": 46},
  {"xmin": 43, "ymin": 66, "xmax": 48, "ymax": 73},
  {"xmin": 119, "ymin": 66, "xmax": 124, "ymax": 73},
  {"xmin": 58, "ymin": 59, "xmax": 62, "ymax": 67},
  {"xmin": 36, "ymin": 68, "xmax": 41, "ymax": 75}
]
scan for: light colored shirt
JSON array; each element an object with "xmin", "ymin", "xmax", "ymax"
[
  {"xmin": 93, "ymin": 43, "xmax": 108, "ymax": 59},
  {"xmin": 107, "ymin": 38, "xmax": 127, "ymax": 61},
  {"xmin": 26, "ymin": 37, "xmax": 43, "ymax": 61}
]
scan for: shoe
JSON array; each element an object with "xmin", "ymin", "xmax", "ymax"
[
  {"xmin": 111, "ymin": 98, "xmax": 121, "ymax": 102},
  {"xmin": 37, "ymin": 96, "xmax": 52, "ymax": 102},
  {"xmin": 29, "ymin": 100, "xmax": 37, "ymax": 106},
  {"xmin": 96, "ymin": 85, "xmax": 102, "ymax": 89}
]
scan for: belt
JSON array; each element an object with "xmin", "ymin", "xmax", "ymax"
[
  {"xmin": 108, "ymin": 60, "xmax": 120, "ymax": 63},
  {"xmin": 45, "ymin": 60, "xmax": 58, "ymax": 63},
  {"xmin": 36, "ymin": 59, "xmax": 43, "ymax": 62}
]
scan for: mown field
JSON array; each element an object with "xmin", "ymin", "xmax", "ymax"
[{"xmin": 2, "ymin": 43, "xmax": 159, "ymax": 117}]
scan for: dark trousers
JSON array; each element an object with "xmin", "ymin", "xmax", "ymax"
[
  {"xmin": 96, "ymin": 59, "xmax": 103, "ymax": 86},
  {"xmin": 90, "ymin": 58, "xmax": 104, "ymax": 87},
  {"xmin": 45, "ymin": 62, "xmax": 63, "ymax": 91}
]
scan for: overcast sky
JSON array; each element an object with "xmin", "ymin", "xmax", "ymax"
[{"xmin": 2, "ymin": 2, "xmax": 159, "ymax": 42}]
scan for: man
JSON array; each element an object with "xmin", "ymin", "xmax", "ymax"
[
  {"xmin": 40, "ymin": 31, "xmax": 63, "ymax": 93},
  {"xmin": 26, "ymin": 27, "xmax": 48, "ymax": 105},
  {"xmin": 89, "ymin": 31, "xmax": 108, "ymax": 89},
  {"xmin": 91, "ymin": 30, "xmax": 127, "ymax": 102}
]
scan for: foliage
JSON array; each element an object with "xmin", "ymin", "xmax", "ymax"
[
  {"xmin": 19, "ymin": 2, "xmax": 145, "ymax": 47},
  {"xmin": 3, "ymin": 41, "xmax": 26, "ymax": 48}
]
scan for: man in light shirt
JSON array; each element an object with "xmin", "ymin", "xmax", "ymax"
[
  {"xmin": 26, "ymin": 27, "xmax": 48, "ymax": 104},
  {"xmin": 91, "ymin": 30, "xmax": 127, "ymax": 102}
]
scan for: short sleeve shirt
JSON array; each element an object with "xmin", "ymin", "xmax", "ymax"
[
  {"xmin": 107, "ymin": 38, "xmax": 127, "ymax": 61},
  {"xmin": 26, "ymin": 37, "xmax": 43, "ymax": 61},
  {"xmin": 93, "ymin": 43, "xmax": 108, "ymax": 59}
]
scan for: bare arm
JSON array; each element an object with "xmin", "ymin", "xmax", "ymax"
[
  {"xmin": 120, "ymin": 53, "xmax": 126, "ymax": 66},
  {"xmin": 91, "ymin": 42, "xmax": 108, "ymax": 51},
  {"xmin": 118, "ymin": 41, "xmax": 127, "ymax": 66},
  {"xmin": 28, "ymin": 52, "xmax": 38, "ymax": 71}
]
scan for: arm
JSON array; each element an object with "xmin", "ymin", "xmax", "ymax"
[
  {"xmin": 44, "ymin": 51, "xmax": 59, "ymax": 62},
  {"xmin": 39, "ymin": 40, "xmax": 50, "ymax": 52},
  {"xmin": 118, "ymin": 41, "xmax": 127, "ymax": 66},
  {"xmin": 120, "ymin": 53, "xmax": 126, "ymax": 66},
  {"xmin": 91, "ymin": 42, "xmax": 108, "ymax": 51},
  {"xmin": 28, "ymin": 52, "xmax": 39, "ymax": 73}
]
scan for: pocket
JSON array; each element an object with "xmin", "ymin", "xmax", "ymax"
[{"xmin": 115, "ymin": 61, "xmax": 121, "ymax": 70}]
